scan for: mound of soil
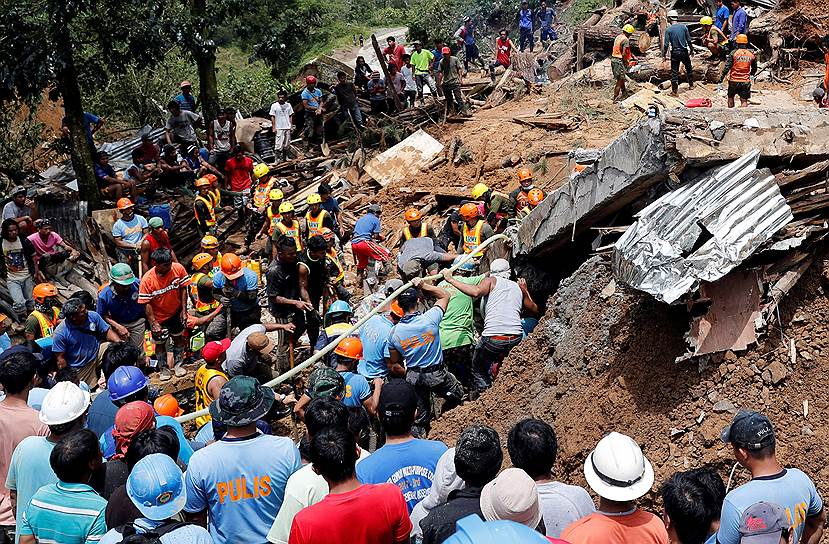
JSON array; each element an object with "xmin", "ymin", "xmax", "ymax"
[{"xmin": 431, "ymin": 254, "xmax": 829, "ymax": 507}]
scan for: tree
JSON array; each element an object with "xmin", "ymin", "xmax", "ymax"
[{"xmin": 0, "ymin": 0, "xmax": 170, "ymax": 210}]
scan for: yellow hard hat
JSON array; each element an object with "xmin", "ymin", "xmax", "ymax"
[
  {"xmin": 191, "ymin": 252, "xmax": 213, "ymax": 270},
  {"xmin": 623, "ymin": 24, "xmax": 635, "ymax": 34},
  {"xmin": 279, "ymin": 201, "xmax": 295, "ymax": 214},
  {"xmin": 699, "ymin": 16, "xmax": 713, "ymax": 25},
  {"xmin": 307, "ymin": 193, "xmax": 322, "ymax": 205},
  {"xmin": 269, "ymin": 189, "xmax": 284, "ymax": 201},
  {"xmin": 195, "ymin": 177, "xmax": 211, "ymax": 188},
  {"xmin": 470, "ymin": 183, "xmax": 489, "ymax": 200},
  {"xmin": 736, "ymin": 33, "xmax": 748, "ymax": 44},
  {"xmin": 253, "ymin": 163, "xmax": 270, "ymax": 179},
  {"xmin": 200, "ymin": 235, "xmax": 219, "ymax": 249}
]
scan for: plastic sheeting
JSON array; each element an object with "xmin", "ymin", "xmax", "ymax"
[{"xmin": 613, "ymin": 149, "xmax": 793, "ymax": 304}]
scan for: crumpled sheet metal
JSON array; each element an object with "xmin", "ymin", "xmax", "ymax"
[{"xmin": 613, "ymin": 149, "xmax": 793, "ymax": 304}]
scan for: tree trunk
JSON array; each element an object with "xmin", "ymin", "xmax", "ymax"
[
  {"xmin": 576, "ymin": 26, "xmax": 652, "ymax": 53},
  {"xmin": 54, "ymin": 26, "xmax": 99, "ymax": 212},
  {"xmin": 628, "ymin": 57, "xmax": 719, "ymax": 83},
  {"xmin": 548, "ymin": 47, "xmax": 575, "ymax": 81},
  {"xmin": 196, "ymin": 50, "xmax": 219, "ymax": 122}
]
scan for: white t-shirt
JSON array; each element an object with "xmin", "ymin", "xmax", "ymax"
[
  {"xmin": 269, "ymin": 102, "xmax": 294, "ymax": 130},
  {"xmin": 401, "ymin": 66, "xmax": 417, "ymax": 91}
]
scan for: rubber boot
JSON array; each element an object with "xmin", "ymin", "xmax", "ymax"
[{"xmin": 670, "ymin": 82, "xmax": 679, "ymax": 96}]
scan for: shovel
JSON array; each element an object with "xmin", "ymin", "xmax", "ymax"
[{"xmin": 320, "ymin": 122, "xmax": 330, "ymax": 157}]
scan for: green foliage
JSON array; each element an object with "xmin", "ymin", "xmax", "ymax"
[
  {"xmin": 408, "ymin": 0, "xmax": 511, "ymax": 47},
  {"xmin": 0, "ymin": 100, "xmax": 43, "ymax": 178},
  {"xmin": 563, "ymin": 0, "xmax": 613, "ymax": 27}
]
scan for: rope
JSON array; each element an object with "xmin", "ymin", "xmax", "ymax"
[{"xmin": 174, "ymin": 233, "xmax": 510, "ymax": 424}]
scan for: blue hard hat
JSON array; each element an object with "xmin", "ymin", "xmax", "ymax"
[
  {"xmin": 452, "ymin": 255, "xmax": 475, "ymax": 273},
  {"xmin": 443, "ymin": 514, "xmax": 550, "ymax": 544},
  {"xmin": 199, "ymin": 147, "xmax": 210, "ymax": 161},
  {"xmin": 108, "ymin": 366, "xmax": 149, "ymax": 402},
  {"xmin": 326, "ymin": 300, "xmax": 353, "ymax": 316},
  {"xmin": 126, "ymin": 453, "xmax": 187, "ymax": 521}
]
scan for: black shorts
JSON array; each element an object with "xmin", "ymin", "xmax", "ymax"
[
  {"xmin": 728, "ymin": 81, "xmax": 751, "ymax": 100},
  {"xmin": 160, "ymin": 314, "xmax": 185, "ymax": 336}
]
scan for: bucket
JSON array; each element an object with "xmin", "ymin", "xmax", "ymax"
[
  {"xmin": 243, "ymin": 259, "xmax": 263, "ymax": 287},
  {"xmin": 149, "ymin": 203, "xmax": 173, "ymax": 230}
]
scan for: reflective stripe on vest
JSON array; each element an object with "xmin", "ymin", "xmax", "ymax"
[
  {"xmin": 195, "ymin": 195, "xmax": 217, "ymax": 226},
  {"xmin": 276, "ymin": 220, "xmax": 303, "ymax": 250},
  {"xmin": 327, "ymin": 249, "xmax": 345, "ymax": 283},
  {"xmin": 190, "ymin": 272, "xmax": 220, "ymax": 314},
  {"xmin": 209, "ymin": 188, "xmax": 221, "ymax": 208},
  {"xmin": 267, "ymin": 208, "xmax": 281, "ymax": 236},
  {"xmin": 253, "ymin": 181, "xmax": 273, "ymax": 209},
  {"xmin": 194, "ymin": 365, "xmax": 228, "ymax": 429},
  {"xmin": 403, "ymin": 223, "xmax": 428, "ymax": 241},
  {"xmin": 211, "ymin": 252, "xmax": 222, "ymax": 276},
  {"xmin": 463, "ymin": 220, "xmax": 485, "ymax": 256},
  {"xmin": 305, "ymin": 210, "xmax": 328, "ymax": 239},
  {"xmin": 31, "ymin": 308, "xmax": 60, "ymax": 338}
]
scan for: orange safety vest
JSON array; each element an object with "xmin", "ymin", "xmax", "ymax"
[
  {"xmin": 728, "ymin": 48, "xmax": 756, "ymax": 83},
  {"xmin": 194, "ymin": 364, "xmax": 228, "ymax": 429},
  {"xmin": 194, "ymin": 195, "xmax": 217, "ymax": 227},
  {"xmin": 305, "ymin": 210, "xmax": 328, "ymax": 239},
  {"xmin": 462, "ymin": 220, "xmax": 485, "ymax": 256},
  {"xmin": 402, "ymin": 223, "xmax": 428, "ymax": 241},
  {"xmin": 252, "ymin": 180, "xmax": 274, "ymax": 209},
  {"xmin": 30, "ymin": 308, "xmax": 60, "ymax": 338},
  {"xmin": 327, "ymin": 248, "xmax": 345, "ymax": 283},
  {"xmin": 276, "ymin": 220, "xmax": 303, "ymax": 250},
  {"xmin": 209, "ymin": 188, "xmax": 222, "ymax": 208},
  {"xmin": 267, "ymin": 208, "xmax": 281, "ymax": 236},
  {"xmin": 190, "ymin": 272, "xmax": 220, "ymax": 314},
  {"xmin": 612, "ymin": 34, "xmax": 631, "ymax": 62},
  {"xmin": 210, "ymin": 252, "xmax": 222, "ymax": 276}
]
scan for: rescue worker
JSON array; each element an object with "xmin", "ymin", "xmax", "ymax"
[
  {"xmin": 517, "ymin": 188, "xmax": 546, "ymax": 219},
  {"xmin": 97, "ymin": 263, "xmax": 146, "ymax": 355},
  {"xmin": 396, "ymin": 208, "xmax": 437, "ymax": 248},
  {"xmin": 321, "ymin": 227, "xmax": 350, "ymax": 302},
  {"xmin": 721, "ymin": 34, "xmax": 757, "ymax": 108},
  {"xmin": 200, "ymin": 234, "xmax": 222, "ymax": 276},
  {"xmin": 701, "ymin": 15, "xmax": 728, "ymax": 59},
  {"xmin": 274, "ymin": 201, "xmax": 303, "ymax": 252},
  {"xmin": 612, "ymin": 24, "xmax": 636, "ymax": 102},
  {"xmin": 139, "ymin": 217, "xmax": 177, "ymax": 271},
  {"xmin": 298, "ymin": 235, "xmax": 329, "ymax": 350},
  {"xmin": 243, "ymin": 163, "xmax": 274, "ymax": 253},
  {"xmin": 388, "ymin": 279, "xmax": 464, "ymax": 437},
  {"xmin": 459, "ymin": 202, "xmax": 494, "ymax": 261},
  {"xmin": 257, "ymin": 188, "xmax": 284, "ymax": 260},
  {"xmin": 194, "ymin": 176, "xmax": 218, "ymax": 236},
  {"xmin": 303, "ymin": 193, "xmax": 335, "ymax": 242},
  {"xmin": 212, "ymin": 252, "xmax": 261, "ymax": 331},
  {"xmin": 470, "ymin": 182, "xmax": 515, "ymax": 230},
  {"xmin": 25, "ymin": 283, "xmax": 61, "ymax": 346},
  {"xmin": 508, "ymin": 168, "xmax": 535, "ymax": 209},
  {"xmin": 314, "ymin": 300, "xmax": 354, "ymax": 367},
  {"xmin": 194, "ymin": 338, "xmax": 230, "ymax": 434},
  {"xmin": 333, "ymin": 337, "xmax": 380, "ymax": 415},
  {"xmin": 186, "ymin": 252, "xmax": 226, "ymax": 341},
  {"xmin": 267, "ymin": 235, "xmax": 310, "ymax": 374},
  {"xmin": 351, "ymin": 204, "xmax": 391, "ymax": 293},
  {"xmin": 204, "ymin": 173, "xmax": 223, "ymax": 208},
  {"xmin": 663, "ymin": 10, "xmax": 694, "ymax": 96}
]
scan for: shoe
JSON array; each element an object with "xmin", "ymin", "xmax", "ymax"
[
  {"xmin": 159, "ymin": 367, "xmax": 172, "ymax": 381},
  {"xmin": 174, "ymin": 364, "xmax": 186, "ymax": 378}
]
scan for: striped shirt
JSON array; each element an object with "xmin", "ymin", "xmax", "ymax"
[
  {"xmin": 138, "ymin": 263, "xmax": 191, "ymax": 323},
  {"xmin": 18, "ymin": 481, "xmax": 107, "ymax": 543}
]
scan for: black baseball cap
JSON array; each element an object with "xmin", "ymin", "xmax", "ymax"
[
  {"xmin": 397, "ymin": 287, "xmax": 419, "ymax": 307},
  {"xmin": 720, "ymin": 410, "xmax": 775, "ymax": 450},
  {"xmin": 379, "ymin": 379, "xmax": 417, "ymax": 418}
]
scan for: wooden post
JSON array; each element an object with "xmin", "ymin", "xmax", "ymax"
[
  {"xmin": 576, "ymin": 29, "xmax": 585, "ymax": 71},
  {"xmin": 371, "ymin": 34, "xmax": 403, "ymax": 112}
]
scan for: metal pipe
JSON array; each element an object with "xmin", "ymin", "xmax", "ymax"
[{"xmin": 174, "ymin": 233, "xmax": 510, "ymax": 424}]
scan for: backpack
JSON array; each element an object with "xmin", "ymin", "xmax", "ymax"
[{"xmin": 116, "ymin": 520, "xmax": 188, "ymax": 544}]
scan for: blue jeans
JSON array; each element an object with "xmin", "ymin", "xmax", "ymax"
[
  {"xmin": 338, "ymin": 102, "xmax": 363, "ymax": 127},
  {"xmin": 541, "ymin": 27, "xmax": 557, "ymax": 42},
  {"xmin": 519, "ymin": 27, "xmax": 534, "ymax": 51},
  {"xmin": 7, "ymin": 275, "xmax": 34, "ymax": 317},
  {"xmin": 471, "ymin": 335, "xmax": 522, "ymax": 393}
]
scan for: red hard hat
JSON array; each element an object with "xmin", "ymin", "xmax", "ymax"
[
  {"xmin": 442, "ymin": 46, "xmax": 451, "ymax": 54},
  {"xmin": 305, "ymin": 75, "xmax": 317, "ymax": 85}
]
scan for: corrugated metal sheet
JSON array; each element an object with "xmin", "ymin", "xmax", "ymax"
[
  {"xmin": 38, "ymin": 200, "xmax": 89, "ymax": 251},
  {"xmin": 613, "ymin": 149, "xmax": 793, "ymax": 304}
]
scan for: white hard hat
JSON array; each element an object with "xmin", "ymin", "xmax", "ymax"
[
  {"xmin": 583, "ymin": 432, "xmax": 654, "ymax": 502},
  {"xmin": 39, "ymin": 382, "xmax": 91, "ymax": 426},
  {"xmin": 667, "ymin": 9, "xmax": 679, "ymax": 17}
]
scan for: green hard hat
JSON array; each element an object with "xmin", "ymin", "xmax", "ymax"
[{"xmin": 109, "ymin": 263, "xmax": 136, "ymax": 285}]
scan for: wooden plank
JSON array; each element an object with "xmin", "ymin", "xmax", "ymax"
[{"xmin": 577, "ymin": 29, "xmax": 585, "ymax": 71}]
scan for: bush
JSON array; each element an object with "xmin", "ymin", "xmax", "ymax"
[{"xmin": 0, "ymin": 100, "xmax": 44, "ymax": 178}]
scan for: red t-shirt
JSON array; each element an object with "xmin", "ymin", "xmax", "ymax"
[
  {"xmin": 496, "ymin": 37, "xmax": 513, "ymax": 66},
  {"xmin": 288, "ymin": 483, "xmax": 411, "ymax": 544},
  {"xmin": 384, "ymin": 44, "xmax": 406, "ymax": 70},
  {"xmin": 225, "ymin": 155, "xmax": 253, "ymax": 192}
]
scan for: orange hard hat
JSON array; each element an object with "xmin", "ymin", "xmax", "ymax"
[
  {"xmin": 204, "ymin": 174, "xmax": 218, "ymax": 184},
  {"xmin": 319, "ymin": 227, "xmax": 335, "ymax": 241},
  {"xmin": 192, "ymin": 252, "xmax": 214, "ymax": 271},
  {"xmin": 117, "ymin": 198, "xmax": 134, "ymax": 210},
  {"xmin": 153, "ymin": 393, "xmax": 184, "ymax": 417},
  {"xmin": 220, "ymin": 253, "xmax": 244, "ymax": 280},
  {"xmin": 33, "ymin": 283, "xmax": 58, "ymax": 302},
  {"xmin": 195, "ymin": 177, "xmax": 211, "ymax": 188},
  {"xmin": 404, "ymin": 208, "xmax": 422, "ymax": 221},
  {"xmin": 517, "ymin": 167, "xmax": 533, "ymax": 182},
  {"xmin": 527, "ymin": 188, "xmax": 545, "ymax": 207},
  {"xmin": 390, "ymin": 300, "xmax": 404, "ymax": 318},
  {"xmin": 334, "ymin": 336, "xmax": 363, "ymax": 360},
  {"xmin": 459, "ymin": 202, "xmax": 479, "ymax": 220}
]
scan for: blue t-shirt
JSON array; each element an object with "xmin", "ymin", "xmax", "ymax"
[
  {"xmin": 175, "ymin": 93, "xmax": 197, "ymax": 112},
  {"xmin": 730, "ymin": 7, "xmax": 747, "ymax": 38},
  {"xmin": 51, "ymin": 311, "xmax": 110, "ymax": 368},
  {"xmin": 6, "ymin": 436, "xmax": 58, "ymax": 536},
  {"xmin": 358, "ymin": 314, "xmax": 393, "ymax": 378},
  {"xmin": 351, "ymin": 213, "xmax": 381, "ymax": 244},
  {"xmin": 715, "ymin": 5, "xmax": 730, "ymax": 29},
  {"xmin": 300, "ymin": 88, "xmax": 323, "ymax": 110},
  {"xmin": 339, "ymin": 370, "xmax": 370, "ymax": 408},
  {"xmin": 716, "ymin": 468, "xmax": 823, "ymax": 544},
  {"xmin": 83, "ymin": 112, "xmax": 101, "ymax": 143},
  {"xmin": 356, "ymin": 438, "xmax": 448, "ymax": 512},
  {"xmin": 97, "ymin": 281, "xmax": 145, "ymax": 324},
  {"xmin": 388, "ymin": 307, "xmax": 444, "ymax": 369},
  {"xmin": 519, "ymin": 9, "xmax": 533, "ymax": 29},
  {"xmin": 100, "ymin": 414, "xmax": 194, "ymax": 465},
  {"xmin": 112, "ymin": 215, "xmax": 148, "ymax": 246},
  {"xmin": 184, "ymin": 433, "xmax": 302, "ymax": 544},
  {"xmin": 212, "ymin": 268, "xmax": 259, "ymax": 312},
  {"xmin": 0, "ymin": 332, "xmax": 10, "ymax": 354}
]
